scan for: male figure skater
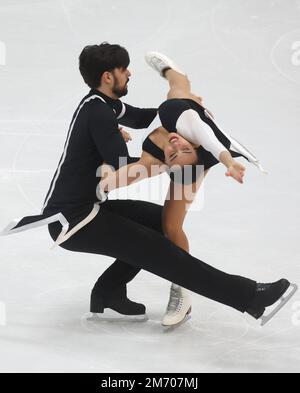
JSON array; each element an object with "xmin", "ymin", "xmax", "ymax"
[{"xmin": 1, "ymin": 43, "xmax": 297, "ymax": 327}]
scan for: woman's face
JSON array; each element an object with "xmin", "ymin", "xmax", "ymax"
[{"xmin": 164, "ymin": 133, "xmax": 198, "ymax": 167}]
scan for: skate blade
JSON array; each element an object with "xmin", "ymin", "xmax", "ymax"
[
  {"xmin": 260, "ymin": 283, "xmax": 298, "ymax": 326},
  {"xmin": 162, "ymin": 307, "xmax": 192, "ymax": 330},
  {"xmin": 87, "ymin": 312, "xmax": 149, "ymax": 323},
  {"xmin": 162, "ymin": 314, "xmax": 192, "ymax": 331}
]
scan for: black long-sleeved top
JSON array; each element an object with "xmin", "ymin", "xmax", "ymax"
[
  {"xmin": 1, "ymin": 89, "xmax": 157, "ymax": 238},
  {"xmin": 42, "ymin": 89, "xmax": 157, "ymax": 216}
]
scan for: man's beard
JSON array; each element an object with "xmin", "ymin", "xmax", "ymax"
[{"xmin": 112, "ymin": 81, "xmax": 128, "ymax": 98}]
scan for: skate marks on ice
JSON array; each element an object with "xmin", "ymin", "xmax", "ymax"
[
  {"xmin": 80, "ymin": 311, "xmax": 189, "ymax": 343},
  {"xmin": 2, "ymin": 282, "xmax": 299, "ymax": 372},
  {"xmin": 80, "ymin": 285, "xmax": 300, "ymax": 341},
  {"xmin": 80, "ymin": 306, "xmax": 249, "ymax": 343},
  {"xmin": 57, "ymin": 0, "xmax": 172, "ymax": 52},
  {"xmin": 186, "ymin": 306, "xmax": 300, "ymax": 373},
  {"xmin": 209, "ymin": 0, "xmax": 300, "ymax": 83}
]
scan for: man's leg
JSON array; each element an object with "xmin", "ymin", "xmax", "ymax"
[
  {"xmin": 48, "ymin": 200, "xmax": 164, "ymax": 317},
  {"xmin": 93, "ymin": 200, "xmax": 163, "ymax": 292},
  {"xmin": 49, "ymin": 204, "xmax": 257, "ymax": 314},
  {"xmin": 90, "ymin": 260, "xmax": 142, "ymax": 314},
  {"xmin": 90, "ymin": 200, "xmax": 164, "ymax": 314}
]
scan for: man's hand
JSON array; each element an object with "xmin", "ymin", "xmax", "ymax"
[
  {"xmin": 225, "ymin": 161, "xmax": 246, "ymax": 184},
  {"xmin": 119, "ymin": 127, "xmax": 132, "ymax": 143}
]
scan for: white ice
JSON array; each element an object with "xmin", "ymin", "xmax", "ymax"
[{"xmin": 0, "ymin": 0, "xmax": 300, "ymax": 373}]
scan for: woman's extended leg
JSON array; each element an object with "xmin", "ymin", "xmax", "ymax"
[
  {"xmin": 145, "ymin": 51, "xmax": 203, "ymax": 104},
  {"xmin": 146, "ymin": 52, "xmax": 246, "ymax": 182},
  {"xmin": 161, "ymin": 169, "xmax": 209, "ymax": 327},
  {"xmin": 164, "ymin": 69, "xmax": 204, "ymax": 105}
]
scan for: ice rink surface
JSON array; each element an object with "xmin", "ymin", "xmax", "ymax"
[{"xmin": 0, "ymin": 0, "xmax": 300, "ymax": 373}]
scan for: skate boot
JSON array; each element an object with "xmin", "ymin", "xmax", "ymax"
[
  {"xmin": 162, "ymin": 283, "xmax": 192, "ymax": 328},
  {"xmin": 145, "ymin": 51, "xmax": 186, "ymax": 77},
  {"xmin": 89, "ymin": 287, "xmax": 148, "ymax": 322},
  {"xmin": 246, "ymin": 279, "xmax": 298, "ymax": 326}
]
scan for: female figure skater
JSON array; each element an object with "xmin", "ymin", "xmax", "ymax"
[{"xmin": 99, "ymin": 52, "xmax": 293, "ymax": 328}]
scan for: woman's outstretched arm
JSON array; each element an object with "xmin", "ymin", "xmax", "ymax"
[
  {"xmin": 175, "ymin": 108, "xmax": 245, "ymax": 181},
  {"xmin": 164, "ymin": 69, "xmax": 246, "ymax": 184}
]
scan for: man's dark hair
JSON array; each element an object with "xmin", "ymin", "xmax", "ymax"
[{"xmin": 79, "ymin": 42, "xmax": 130, "ymax": 88}]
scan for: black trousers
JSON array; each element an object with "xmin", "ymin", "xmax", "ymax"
[{"xmin": 48, "ymin": 199, "xmax": 256, "ymax": 313}]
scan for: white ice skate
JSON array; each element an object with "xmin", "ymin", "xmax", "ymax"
[
  {"xmin": 145, "ymin": 51, "xmax": 186, "ymax": 77},
  {"xmin": 260, "ymin": 283, "xmax": 298, "ymax": 326},
  {"xmin": 162, "ymin": 283, "xmax": 192, "ymax": 328}
]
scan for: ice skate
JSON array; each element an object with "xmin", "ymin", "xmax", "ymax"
[
  {"xmin": 246, "ymin": 279, "xmax": 298, "ymax": 326},
  {"xmin": 87, "ymin": 310, "xmax": 148, "ymax": 323},
  {"xmin": 89, "ymin": 290, "xmax": 148, "ymax": 322},
  {"xmin": 145, "ymin": 51, "xmax": 186, "ymax": 77},
  {"xmin": 162, "ymin": 283, "xmax": 192, "ymax": 328}
]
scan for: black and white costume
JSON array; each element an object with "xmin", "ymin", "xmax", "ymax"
[
  {"xmin": 1, "ymin": 90, "xmax": 263, "ymax": 316},
  {"xmin": 2, "ymin": 89, "xmax": 157, "ymax": 243},
  {"xmin": 157, "ymin": 98, "xmax": 266, "ymax": 172},
  {"xmin": 142, "ymin": 98, "xmax": 266, "ymax": 185}
]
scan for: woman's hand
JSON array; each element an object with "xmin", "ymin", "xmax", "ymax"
[
  {"xmin": 225, "ymin": 161, "xmax": 246, "ymax": 184},
  {"xmin": 119, "ymin": 127, "xmax": 132, "ymax": 143}
]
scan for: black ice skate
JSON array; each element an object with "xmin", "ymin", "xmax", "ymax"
[
  {"xmin": 89, "ymin": 290, "xmax": 148, "ymax": 322},
  {"xmin": 246, "ymin": 279, "xmax": 298, "ymax": 326}
]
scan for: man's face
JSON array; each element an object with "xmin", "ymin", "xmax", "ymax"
[{"xmin": 111, "ymin": 67, "xmax": 131, "ymax": 98}]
